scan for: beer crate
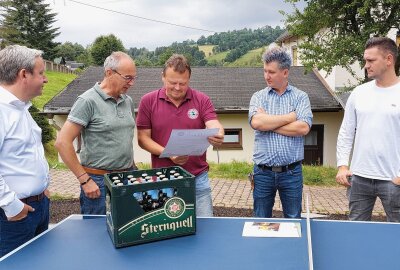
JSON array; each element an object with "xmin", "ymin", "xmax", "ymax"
[{"xmin": 105, "ymin": 166, "xmax": 196, "ymax": 248}]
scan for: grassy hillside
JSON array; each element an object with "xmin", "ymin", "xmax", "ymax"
[
  {"xmin": 200, "ymin": 46, "xmax": 267, "ymax": 67},
  {"xmin": 225, "ymin": 47, "xmax": 265, "ymax": 67},
  {"xmin": 207, "ymin": 51, "xmax": 229, "ymax": 65},
  {"xmin": 33, "ymin": 71, "xmax": 77, "ymax": 109},
  {"xmin": 198, "ymin": 45, "xmax": 215, "ymax": 58}
]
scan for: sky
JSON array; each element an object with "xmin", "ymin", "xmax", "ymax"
[{"xmin": 46, "ymin": 0, "xmax": 304, "ymax": 50}]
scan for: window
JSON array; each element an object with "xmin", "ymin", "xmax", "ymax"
[
  {"xmin": 304, "ymin": 130, "xmax": 318, "ymax": 146},
  {"xmin": 292, "ymin": 46, "xmax": 298, "ymax": 66},
  {"xmin": 215, "ymin": 129, "xmax": 243, "ymax": 150}
]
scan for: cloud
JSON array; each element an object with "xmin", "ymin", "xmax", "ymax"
[{"xmin": 47, "ymin": 0, "xmax": 303, "ymax": 50}]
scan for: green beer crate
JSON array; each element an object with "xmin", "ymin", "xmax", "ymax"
[{"xmin": 105, "ymin": 166, "xmax": 196, "ymax": 248}]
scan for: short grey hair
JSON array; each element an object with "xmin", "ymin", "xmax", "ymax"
[
  {"xmin": 0, "ymin": 45, "xmax": 43, "ymax": 84},
  {"xmin": 103, "ymin": 51, "xmax": 132, "ymax": 71},
  {"xmin": 262, "ymin": 47, "xmax": 292, "ymax": 70}
]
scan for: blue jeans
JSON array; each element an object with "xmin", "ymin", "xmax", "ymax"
[
  {"xmin": 253, "ymin": 163, "xmax": 303, "ymax": 218},
  {"xmin": 347, "ymin": 175, "xmax": 400, "ymax": 222},
  {"xmin": 0, "ymin": 196, "xmax": 50, "ymax": 257},
  {"xmin": 195, "ymin": 171, "xmax": 213, "ymax": 217},
  {"xmin": 80, "ymin": 174, "xmax": 106, "ymax": 215}
]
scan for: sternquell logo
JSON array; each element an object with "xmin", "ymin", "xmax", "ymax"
[{"xmin": 164, "ymin": 197, "xmax": 186, "ymax": 218}]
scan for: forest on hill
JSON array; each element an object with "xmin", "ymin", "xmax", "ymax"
[{"xmin": 129, "ymin": 25, "xmax": 284, "ymax": 67}]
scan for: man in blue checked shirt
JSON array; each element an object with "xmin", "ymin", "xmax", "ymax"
[{"xmin": 249, "ymin": 47, "xmax": 313, "ymax": 218}]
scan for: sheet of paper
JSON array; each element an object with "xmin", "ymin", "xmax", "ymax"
[
  {"xmin": 159, "ymin": 128, "xmax": 219, "ymax": 158},
  {"xmin": 242, "ymin": 222, "xmax": 301, "ymax": 238}
]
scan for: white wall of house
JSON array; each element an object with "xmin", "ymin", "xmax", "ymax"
[
  {"xmin": 318, "ymin": 63, "xmax": 364, "ymax": 91},
  {"xmin": 387, "ymin": 28, "xmax": 397, "ymax": 40},
  {"xmin": 206, "ymin": 114, "xmax": 254, "ymax": 163},
  {"xmin": 52, "ymin": 111, "xmax": 342, "ymax": 167}
]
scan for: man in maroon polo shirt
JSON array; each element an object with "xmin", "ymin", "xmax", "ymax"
[{"xmin": 136, "ymin": 54, "xmax": 224, "ymax": 217}]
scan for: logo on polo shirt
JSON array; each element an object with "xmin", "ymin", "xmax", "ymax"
[{"xmin": 187, "ymin": 108, "xmax": 199, "ymax": 119}]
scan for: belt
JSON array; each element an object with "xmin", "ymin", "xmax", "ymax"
[
  {"xmin": 21, "ymin": 191, "xmax": 45, "ymax": 204},
  {"xmin": 257, "ymin": 161, "xmax": 302, "ymax": 173},
  {"xmin": 82, "ymin": 166, "xmax": 136, "ymax": 176}
]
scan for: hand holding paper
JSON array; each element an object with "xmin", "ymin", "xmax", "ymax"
[{"xmin": 159, "ymin": 128, "xmax": 219, "ymax": 158}]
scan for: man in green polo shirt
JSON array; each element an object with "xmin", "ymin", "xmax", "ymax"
[{"xmin": 55, "ymin": 51, "xmax": 137, "ymax": 214}]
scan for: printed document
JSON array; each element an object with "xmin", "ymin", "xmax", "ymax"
[
  {"xmin": 242, "ymin": 222, "xmax": 301, "ymax": 238},
  {"xmin": 159, "ymin": 128, "xmax": 219, "ymax": 158}
]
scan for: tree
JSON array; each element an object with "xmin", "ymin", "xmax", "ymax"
[
  {"xmin": 0, "ymin": 0, "xmax": 60, "ymax": 59},
  {"xmin": 29, "ymin": 105, "xmax": 53, "ymax": 144},
  {"xmin": 202, "ymin": 26, "xmax": 284, "ymax": 54},
  {"xmin": 157, "ymin": 47, "xmax": 174, "ymax": 66},
  {"xmin": 283, "ymin": 0, "xmax": 400, "ymax": 77},
  {"xmin": 55, "ymin": 41, "xmax": 85, "ymax": 61},
  {"xmin": 90, "ymin": 34, "xmax": 125, "ymax": 65},
  {"xmin": 76, "ymin": 46, "xmax": 93, "ymax": 67}
]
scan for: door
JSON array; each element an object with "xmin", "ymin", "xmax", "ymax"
[{"xmin": 303, "ymin": 125, "xmax": 324, "ymax": 165}]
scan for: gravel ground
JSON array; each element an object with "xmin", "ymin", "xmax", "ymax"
[{"xmin": 49, "ymin": 199, "xmax": 387, "ymax": 223}]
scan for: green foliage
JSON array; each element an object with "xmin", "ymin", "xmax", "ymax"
[
  {"xmin": 129, "ymin": 40, "xmax": 207, "ymax": 67},
  {"xmin": 225, "ymin": 44, "xmax": 249, "ymax": 63},
  {"xmin": 76, "ymin": 46, "xmax": 93, "ymax": 67},
  {"xmin": 55, "ymin": 41, "xmax": 85, "ymax": 61},
  {"xmin": 44, "ymin": 140, "xmax": 68, "ymax": 169},
  {"xmin": 128, "ymin": 26, "xmax": 283, "ymax": 67},
  {"xmin": 208, "ymin": 161, "xmax": 253, "ymax": 180},
  {"xmin": 91, "ymin": 34, "xmax": 125, "ymax": 65},
  {"xmin": 28, "ymin": 105, "xmax": 53, "ymax": 144},
  {"xmin": 157, "ymin": 47, "xmax": 174, "ymax": 66},
  {"xmin": 302, "ymin": 165, "xmax": 338, "ymax": 186},
  {"xmin": 0, "ymin": 0, "xmax": 60, "ymax": 59},
  {"xmin": 206, "ymin": 51, "xmax": 229, "ymax": 66},
  {"xmin": 128, "ymin": 46, "xmax": 153, "ymax": 66},
  {"xmin": 202, "ymin": 26, "xmax": 284, "ymax": 62},
  {"xmin": 136, "ymin": 163, "xmax": 151, "ymax": 170},
  {"xmin": 164, "ymin": 41, "xmax": 203, "ymax": 61},
  {"xmin": 207, "ymin": 161, "xmax": 338, "ymax": 186},
  {"xmin": 201, "ymin": 26, "xmax": 284, "ymax": 51},
  {"xmin": 396, "ymin": 46, "xmax": 400, "ymax": 76},
  {"xmin": 207, "ymin": 47, "xmax": 264, "ymax": 67},
  {"xmin": 49, "ymin": 193, "xmax": 74, "ymax": 201},
  {"xmin": 225, "ymin": 48, "xmax": 264, "ymax": 67},
  {"xmin": 283, "ymin": 0, "xmax": 400, "ymax": 76}
]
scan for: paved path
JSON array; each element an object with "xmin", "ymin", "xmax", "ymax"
[{"xmin": 48, "ymin": 169, "xmax": 385, "ymax": 216}]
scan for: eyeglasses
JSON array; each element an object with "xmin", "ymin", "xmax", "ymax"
[{"xmin": 112, "ymin": 70, "xmax": 138, "ymax": 82}]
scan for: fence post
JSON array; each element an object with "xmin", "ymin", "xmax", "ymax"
[{"xmin": 44, "ymin": 59, "xmax": 75, "ymax": 74}]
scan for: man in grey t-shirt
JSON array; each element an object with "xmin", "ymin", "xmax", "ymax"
[{"xmin": 55, "ymin": 52, "xmax": 137, "ymax": 214}]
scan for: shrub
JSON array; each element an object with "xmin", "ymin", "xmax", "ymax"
[{"xmin": 29, "ymin": 105, "xmax": 54, "ymax": 144}]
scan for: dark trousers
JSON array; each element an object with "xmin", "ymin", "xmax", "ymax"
[
  {"xmin": 0, "ymin": 196, "xmax": 50, "ymax": 257},
  {"xmin": 348, "ymin": 175, "xmax": 400, "ymax": 222}
]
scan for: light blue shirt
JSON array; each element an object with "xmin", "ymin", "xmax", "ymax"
[{"xmin": 249, "ymin": 85, "xmax": 313, "ymax": 166}]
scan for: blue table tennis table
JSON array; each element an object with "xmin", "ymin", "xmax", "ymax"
[{"xmin": 1, "ymin": 215, "xmax": 399, "ymax": 270}]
